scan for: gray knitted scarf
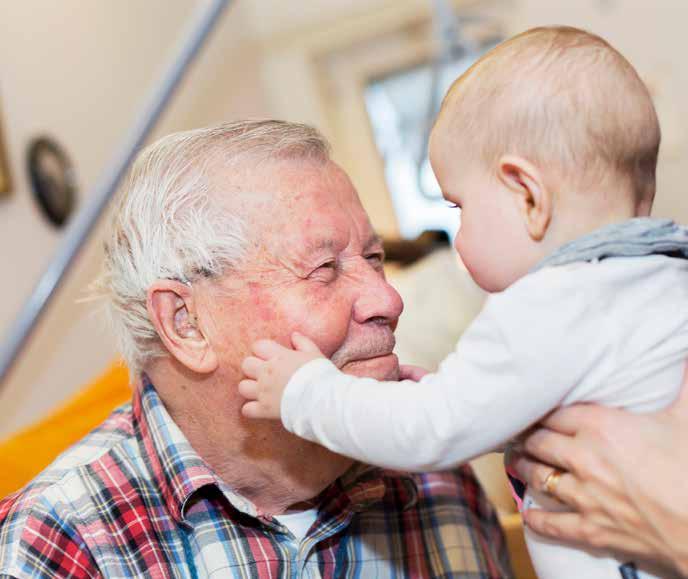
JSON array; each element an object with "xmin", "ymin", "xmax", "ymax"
[{"xmin": 532, "ymin": 217, "xmax": 688, "ymax": 273}]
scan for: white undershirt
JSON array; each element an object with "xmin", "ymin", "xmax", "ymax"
[{"xmin": 273, "ymin": 508, "xmax": 318, "ymax": 543}]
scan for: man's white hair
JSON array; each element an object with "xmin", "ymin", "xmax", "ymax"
[{"xmin": 101, "ymin": 120, "xmax": 330, "ymax": 372}]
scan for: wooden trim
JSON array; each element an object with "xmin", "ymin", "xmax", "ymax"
[{"xmin": 0, "ymin": 109, "xmax": 11, "ymax": 196}]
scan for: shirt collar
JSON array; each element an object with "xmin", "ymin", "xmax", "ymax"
[
  {"xmin": 133, "ymin": 376, "xmax": 219, "ymax": 524},
  {"xmin": 133, "ymin": 377, "xmax": 418, "ymax": 525}
]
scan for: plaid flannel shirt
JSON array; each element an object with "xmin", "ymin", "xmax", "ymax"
[{"xmin": 0, "ymin": 379, "xmax": 512, "ymax": 578}]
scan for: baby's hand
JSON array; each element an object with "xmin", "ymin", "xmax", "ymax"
[
  {"xmin": 239, "ymin": 332, "xmax": 324, "ymax": 420},
  {"xmin": 399, "ymin": 364, "xmax": 430, "ymax": 382}
]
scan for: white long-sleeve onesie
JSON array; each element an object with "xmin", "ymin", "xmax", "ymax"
[{"xmin": 281, "ymin": 255, "xmax": 688, "ymax": 579}]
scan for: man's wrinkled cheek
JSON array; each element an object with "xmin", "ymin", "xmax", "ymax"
[
  {"xmin": 248, "ymin": 282, "xmax": 277, "ymax": 322},
  {"xmin": 295, "ymin": 291, "xmax": 351, "ymax": 358}
]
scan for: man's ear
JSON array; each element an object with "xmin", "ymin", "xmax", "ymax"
[
  {"xmin": 497, "ymin": 155, "xmax": 552, "ymax": 241},
  {"xmin": 147, "ymin": 280, "xmax": 218, "ymax": 374}
]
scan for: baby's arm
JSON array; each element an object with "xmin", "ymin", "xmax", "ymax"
[
  {"xmin": 239, "ymin": 335, "xmax": 431, "ymax": 420},
  {"xmin": 247, "ymin": 305, "xmax": 589, "ymax": 472},
  {"xmin": 275, "ymin": 308, "xmax": 569, "ymax": 471},
  {"xmin": 241, "ymin": 271, "xmax": 599, "ymax": 471}
]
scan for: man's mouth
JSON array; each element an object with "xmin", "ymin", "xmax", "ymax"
[
  {"xmin": 351, "ymin": 350, "xmax": 395, "ymax": 362},
  {"xmin": 330, "ymin": 329, "xmax": 397, "ymax": 368},
  {"xmin": 338, "ymin": 351, "xmax": 400, "ymax": 381}
]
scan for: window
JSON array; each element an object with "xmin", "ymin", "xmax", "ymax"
[{"xmin": 364, "ymin": 40, "xmax": 498, "ymax": 240}]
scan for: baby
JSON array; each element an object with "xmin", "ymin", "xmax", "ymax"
[{"xmin": 239, "ymin": 26, "xmax": 688, "ymax": 579}]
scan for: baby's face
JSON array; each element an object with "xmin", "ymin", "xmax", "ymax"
[{"xmin": 429, "ymin": 128, "xmax": 539, "ymax": 292}]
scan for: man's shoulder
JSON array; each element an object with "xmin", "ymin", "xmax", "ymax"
[
  {"xmin": 411, "ymin": 465, "xmax": 490, "ymax": 503},
  {"xmin": 0, "ymin": 404, "xmax": 137, "ymax": 575},
  {"xmin": 381, "ymin": 463, "xmax": 493, "ymax": 514},
  {"xmin": 0, "ymin": 483, "xmax": 99, "ymax": 577},
  {"xmin": 378, "ymin": 466, "xmax": 512, "ymax": 577}
]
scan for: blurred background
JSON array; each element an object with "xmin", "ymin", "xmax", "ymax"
[
  {"xmin": 4, "ymin": 0, "xmax": 688, "ymax": 437},
  {"xmin": 0, "ymin": 3, "xmax": 686, "ymax": 566}
]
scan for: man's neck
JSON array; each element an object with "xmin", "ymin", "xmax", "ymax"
[
  {"xmin": 546, "ymin": 195, "xmax": 643, "ymax": 256},
  {"xmin": 147, "ymin": 362, "xmax": 352, "ymax": 515}
]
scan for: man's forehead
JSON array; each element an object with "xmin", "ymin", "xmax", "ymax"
[
  {"xmin": 276, "ymin": 202, "xmax": 381, "ymax": 262},
  {"xmin": 231, "ymin": 160, "xmax": 379, "ymax": 254},
  {"xmin": 303, "ymin": 232, "xmax": 383, "ymax": 253},
  {"xmin": 229, "ymin": 161, "xmax": 355, "ymax": 207}
]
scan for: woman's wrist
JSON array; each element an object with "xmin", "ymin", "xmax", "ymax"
[
  {"xmin": 646, "ymin": 510, "xmax": 688, "ymax": 577},
  {"xmin": 668, "ymin": 545, "xmax": 688, "ymax": 578}
]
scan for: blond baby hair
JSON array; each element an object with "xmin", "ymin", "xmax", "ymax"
[{"xmin": 436, "ymin": 26, "xmax": 660, "ymax": 201}]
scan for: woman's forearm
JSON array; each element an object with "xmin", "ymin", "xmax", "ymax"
[{"xmin": 508, "ymin": 365, "xmax": 688, "ymax": 577}]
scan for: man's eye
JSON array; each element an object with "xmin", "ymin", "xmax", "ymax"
[
  {"xmin": 365, "ymin": 253, "xmax": 384, "ymax": 267},
  {"xmin": 309, "ymin": 260, "xmax": 337, "ymax": 280}
]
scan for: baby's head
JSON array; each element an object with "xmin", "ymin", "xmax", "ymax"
[{"xmin": 429, "ymin": 26, "xmax": 661, "ymax": 292}]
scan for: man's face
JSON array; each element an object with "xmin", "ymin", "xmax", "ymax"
[{"xmin": 203, "ymin": 159, "xmax": 404, "ymax": 385}]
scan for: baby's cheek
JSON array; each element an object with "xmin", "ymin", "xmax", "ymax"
[
  {"xmin": 454, "ymin": 229, "xmax": 497, "ymax": 291},
  {"xmin": 453, "ymin": 229, "xmax": 474, "ymax": 269},
  {"xmin": 453, "ymin": 231, "xmax": 464, "ymax": 258}
]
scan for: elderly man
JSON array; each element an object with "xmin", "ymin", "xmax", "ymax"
[{"xmin": 0, "ymin": 121, "xmax": 511, "ymax": 578}]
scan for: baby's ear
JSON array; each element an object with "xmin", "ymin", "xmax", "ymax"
[{"xmin": 498, "ymin": 155, "xmax": 552, "ymax": 242}]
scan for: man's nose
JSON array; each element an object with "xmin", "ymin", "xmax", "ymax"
[{"xmin": 351, "ymin": 268, "xmax": 404, "ymax": 326}]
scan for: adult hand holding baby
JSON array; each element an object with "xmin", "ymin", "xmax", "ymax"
[{"xmin": 508, "ymin": 365, "xmax": 688, "ymax": 577}]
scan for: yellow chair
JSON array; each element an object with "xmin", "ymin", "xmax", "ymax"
[
  {"xmin": 0, "ymin": 363, "xmax": 131, "ymax": 498},
  {"xmin": 0, "ymin": 363, "xmax": 535, "ymax": 577}
]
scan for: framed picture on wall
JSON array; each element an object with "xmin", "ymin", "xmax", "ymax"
[{"xmin": 0, "ymin": 112, "xmax": 10, "ymax": 196}]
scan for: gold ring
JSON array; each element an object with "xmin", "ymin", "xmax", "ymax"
[{"xmin": 543, "ymin": 469, "xmax": 563, "ymax": 495}]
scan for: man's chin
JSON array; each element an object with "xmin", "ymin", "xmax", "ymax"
[{"xmin": 341, "ymin": 353, "xmax": 400, "ymax": 381}]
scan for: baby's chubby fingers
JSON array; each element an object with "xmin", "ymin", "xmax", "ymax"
[
  {"xmin": 241, "ymin": 356, "xmax": 265, "ymax": 379},
  {"xmin": 399, "ymin": 364, "xmax": 430, "ymax": 382},
  {"xmin": 241, "ymin": 400, "xmax": 276, "ymax": 420},
  {"xmin": 291, "ymin": 332, "xmax": 322, "ymax": 354},
  {"xmin": 238, "ymin": 379, "xmax": 259, "ymax": 400},
  {"xmin": 252, "ymin": 339, "xmax": 290, "ymax": 360}
]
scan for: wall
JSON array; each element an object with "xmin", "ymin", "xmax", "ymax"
[
  {"xmin": 0, "ymin": 0, "xmax": 268, "ymax": 436},
  {"xmin": 511, "ymin": 0, "xmax": 688, "ymax": 223}
]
